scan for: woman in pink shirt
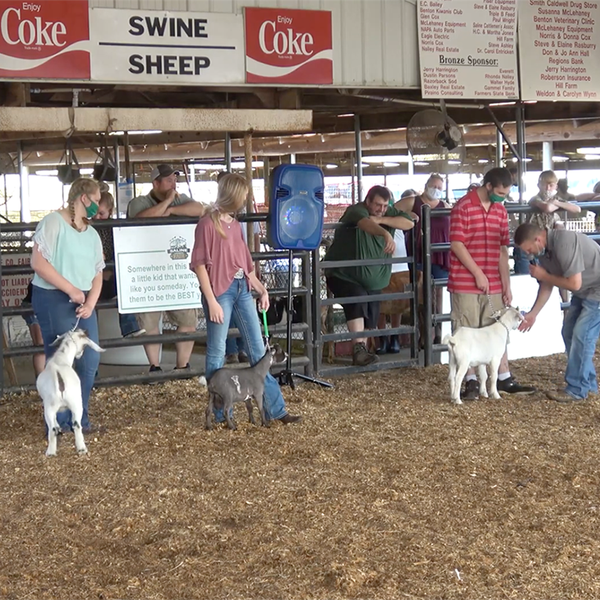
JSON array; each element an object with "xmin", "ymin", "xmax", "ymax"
[{"xmin": 190, "ymin": 174, "xmax": 301, "ymax": 426}]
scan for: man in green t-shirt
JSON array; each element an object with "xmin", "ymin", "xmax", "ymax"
[{"xmin": 325, "ymin": 185, "xmax": 415, "ymax": 366}]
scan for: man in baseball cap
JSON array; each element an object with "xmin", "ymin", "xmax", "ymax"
[{"xmin": 126, "ymin": 164, "xmax": 206, "ymax": 381}]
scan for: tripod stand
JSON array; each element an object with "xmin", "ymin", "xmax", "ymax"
[{"xmin": 276, "ymin": 249, "xmax": 333, "ymax": 390}]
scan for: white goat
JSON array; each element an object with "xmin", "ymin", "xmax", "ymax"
[
  {"xmin": 199, "ymin": 344, "xmax": 287, "ymax": 430},
  {"xmin": 443, "ymin": 307, "xmax": 523, "ymax": 405},
  {"xmin": 36, "ymin": 329, "xmax": 105, "ymax": 456}
]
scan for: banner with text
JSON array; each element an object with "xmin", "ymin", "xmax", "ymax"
[
  {"xmin": 0, "ymin": 0, "xmax": 90, "ymax": 80},
  {"xmin": 114, "ymin": 224, "xmax": 201, "ymax": 314},
  {"xmin": 418, "ymin": 0, "xmax": 518, "ymax": 99},
  {"xmin": 90, "ymin": 7, "xmax": 244, "ymax": 84},
  {"xmin": 518, "ymin": 0, "xmax": 599, "ymax": 101},
  {"xmin": 1, "ymin": 253, "xmax": 31, "ymax": 309}
]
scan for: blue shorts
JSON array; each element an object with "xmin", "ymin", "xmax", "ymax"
[
  {"xmin": 21, "ymin": 302, "xmax": 39, "ymax": 327},
  {"xmin": 417, "ymin": 263, "xmax": 449, "ymax": 280}
]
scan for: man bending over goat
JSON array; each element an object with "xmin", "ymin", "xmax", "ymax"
[{"xmin": 37, "ymin": 329, "xmax": 105, "ymax": 456}]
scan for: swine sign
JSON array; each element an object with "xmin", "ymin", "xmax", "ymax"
[
  {"xmin": 0, "ymin": 0, "xmax": 90, "ymax": 79},
  {"xmin": 244, "ymin": 7, "xmax": 333, "ymax": 85}
]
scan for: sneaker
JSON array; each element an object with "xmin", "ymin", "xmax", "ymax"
[
  {"xmin": 497, "ymin": 377, "xmax": 536, "ymax": 395},
  {"xmin": 226, "ymin": 353, "xmax": 239, "ymax": 365},
  {"xmin": 546, "ymin": 389, "xmax": 585, "ymax": 403},
  {"xmin": 461, "ymin": 379, "xmax": 480, "ymax": 401},
  {"xmin": 124, "ymin": 328, "xmax": 146, "ymax": 338},
  {"xmin": 352, "ymin": 342, "xmax": 378, "ymax": 367},
  {"xmin": 147, "ymin": 364, "xmax": 163, "ymax": 385},
  {"xmin": 238, "ymin": 351, "xmax": 249, "ymax": 363},
  {"xmin": 278, "ymin": 414, "xmax": 303, "ymax": 425}
]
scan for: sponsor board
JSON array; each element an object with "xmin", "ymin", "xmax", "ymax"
[
  {"xmin": 245, "ymin": 7, "xmax": 333, "ymax": 84},
  {"xmin": 0, "ymin": 0, "xmax": 90, "ymax": 79}
]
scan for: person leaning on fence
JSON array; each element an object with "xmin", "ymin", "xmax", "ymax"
[
  {"xmin": 30, "ymin": 177, "xmax": 105, "ymax": 433},
  {"xmin": 448, "ymin": 167, "xmax": 536, "ymax": 401},
  {"xmin": 513, "ymin": 170, "xmax": 581, "ymax": 276},
  {"xmin": 190, "ymin": 173, "xmax": 301, "ymax": 426},
  {"xmin": 93, "ymin": 190, "xmax": 146, "ymax": 339},
  {"xmin": 376, "ymin": 188, "xmax": 420, "ymax": 354},
  {"xmin": 515, "ymin": 222, "xmax": 600, "ymax": 403},
  {"xmin": 324, "ymin": 185, "xmax": 415, "ymax": 367},
  {"xmin": 127, "ymin": 164, "xmax": 207, "ymax": 379}
]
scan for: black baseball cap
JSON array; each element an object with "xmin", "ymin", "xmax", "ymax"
[{"xmin": 151, "ymin": 164, "xmax": 180, "ymax": 180}]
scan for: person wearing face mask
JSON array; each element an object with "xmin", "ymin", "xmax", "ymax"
[
  {"xmin": 31, "ymin": 177, "xmax": 105, "ymax": 433},
  {"xmin": 127, "ymin": 164, "xmax": 207, "ymax": 380},
  {"xmin": 449, "ymin": 167, "xmax": 536, "ymax": 400},
  {"xmin": 405, "ymin": 174, "xmax": 451, "ymax": 345},
  {"xmin": 515, "ymin": 222, "xmax": 600, "ymax": 402},
  {"xmin": 514, "ymin": 170, "xmax": 581, "ymax": 275}
]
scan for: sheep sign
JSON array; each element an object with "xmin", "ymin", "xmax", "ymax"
[{"xmin": 113, "ymin": 224, "xmax": 201, "ymax": 314}]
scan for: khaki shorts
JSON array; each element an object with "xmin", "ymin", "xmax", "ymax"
[
  {"xmin": 450, "ymin": 292, "xmax": 503, "ymax": 333},
  {"xmin": 137, "ymin": 308, "xmax": 198, "ymax": 332}
]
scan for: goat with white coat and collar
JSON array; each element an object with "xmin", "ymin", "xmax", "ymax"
[
  {"xmin": 443, "ymin": 307, "xmax": 524, "ymax": 405},
  {"xmin": 36, "ymin": 329, "xmax": 105, "ymax": 456}
]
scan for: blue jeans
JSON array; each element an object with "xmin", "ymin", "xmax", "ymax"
[
  {"xmin": 417, "ymin": 263, "xmax": 449, "ymax": 280},
  {"xmin": 513, "ymin": 247, "xmax": 530, "ymax": 275},
  {"xmin": 562, "ymin": 295, "xmax": 600, "ymax": 399},
  {"xmin": 225, "ymin": 315, "xmax": 245, "ymax": 356},
  {"xmin": 202, "ymin": 278, "xmax": 287, "ymax": 422},
  {"xmin": 32, "ymin": 286, "xmax": 100, "ymax": 429},
  {"xmin": 119, "ymin": 312, "xmax": 141, "ymax": 337}
]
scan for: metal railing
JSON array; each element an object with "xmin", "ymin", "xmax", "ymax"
[
  {"xmin": 421, "ymin": 200, "xmax": 600, "ymax": 366},
  {"xmin": 0, "ymin": 213, "xmax": 313, "ymax": 394}
]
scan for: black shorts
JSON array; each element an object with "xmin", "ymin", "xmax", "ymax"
[{"xmin": 326, "ymin": 276, "xmax": 382, "ymax": 329}]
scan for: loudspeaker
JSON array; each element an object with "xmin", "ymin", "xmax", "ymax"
[{"xmin": 267, "ymin": 164, "xmax": 325, "ymax": 251}]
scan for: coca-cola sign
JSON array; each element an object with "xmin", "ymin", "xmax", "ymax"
[
  {"xmin": 0, "ymin": 0, "xmax": 90, "ymax": 80},
  {"xmin": 245, "ymin": 7, "xmax": 332, "ymax": 85}
]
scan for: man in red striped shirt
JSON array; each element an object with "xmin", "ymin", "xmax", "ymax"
[{"xmin": 449, "ymin": 167, "xmax": 536, "ymax": 400}]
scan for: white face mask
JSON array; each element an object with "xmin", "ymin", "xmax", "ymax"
[
  {"xmin": 426, "ymin": 187, "xmax": 443, "ymax": 201},
  {"xmin": 545, "ymin": 188, "xmax": 557, "ymax": 199}
]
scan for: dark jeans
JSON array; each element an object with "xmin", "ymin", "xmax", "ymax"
[
  {"xmin": 32, "ymin": 286, "xmax": 100, "ymax": 429},
  {"xmin": 101, "ymin": 276, "xmax": 141, "ymax": 337},
  {"xmin": 513, "ymin": 247, "xmax": 530, "ymax": 275}
]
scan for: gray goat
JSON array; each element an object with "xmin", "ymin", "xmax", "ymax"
[{"xmin": 199, "ymin": 344, "xmax": 286, "ymax": 430}]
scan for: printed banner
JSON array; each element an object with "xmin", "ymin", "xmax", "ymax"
[
  {"xmin": 0, "ymin": 0, "xmax": 90, "ymax": 79},
  {"xmin": 518, "ymin": 0, "xmax": 600, "ymax": 101},
  {"xmin": 114, "ymin": 224, "xmax": 201, "ymax": 314},
  {"xmin": 90, "ymin": 7, "xmax": 244, "ymax": 84},
  {"xmin": 1, "ymin": 253, "xmax": 31, "ymax": 309},
  {"xmin": 245, "ymin": 7, "xmax": 333, "ymax": 84},
  {"xmin": 417, "ymin": 0, "xmax": 518, "ymax": 99}
]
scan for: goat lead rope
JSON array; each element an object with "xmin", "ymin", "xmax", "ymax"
[
  {"xmin": 71, "ymin": 304, "xmax": 84, "ymax": 332},
  {"xmin": 261, "ymin": 308, "xmax": 269, "ymax": 347}
]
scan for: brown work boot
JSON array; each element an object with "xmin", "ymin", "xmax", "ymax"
[{"xmin": 352, "ymin": 342, "xmax": 378, "ymax": 366}]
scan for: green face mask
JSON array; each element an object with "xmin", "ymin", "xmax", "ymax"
[
  {"xmin": 489, "ymin": 193, "xmax": 505, "ymax": 204},
  {"xmin": 84, "ymin": 197, "xmax": 99, "ymax": 219}
]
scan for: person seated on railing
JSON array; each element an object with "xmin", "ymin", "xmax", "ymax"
[
  {"xmin": 127, "ymin": 164, "xmax": 206, "ymax": 379},
  {"xmin": 30, "ymin": 177, "xmax": 105, "ymax": 434},
  {"xmin": 20, "ymin": 281, "xmax": 45, "ymax": 377},
  {"xmin": 516, "ymin": 222, "xmax": 600, "ymax": 403},
  {"xmin": 514, "ymin": 170, "xmax": 581, "ymax": 276},
  {"xmin": 190, "ymin": 173, "xmax": 301, "ymax": 425},
  {"xmin": 449, "ymin": 167, "xmax": 536, "ymax": 401},
  {"xmin": 93, "ymin": 190, "xmax": 146, "ymax": 339},
  {"xmin": 406, "ymin": 174, "xmax": 452, "ymax": 345},
  {"xmin": 376, "ymin": 189, "xmax": 420, "ymax": 354},
  {"xmin": 324, "ymin": 185, "xmax": 415, "ymax": 367}
]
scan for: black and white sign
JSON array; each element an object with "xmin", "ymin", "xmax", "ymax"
[
  {"xmin": 418, "ymin": 0, "xmax": 518, "ymax": 99},
  {"xmin": 518, "ymin": 0, "xmax": 600, "ymax": 101},
  {"xmin": 90, "ymin": 8, "xmax": 244, "ymax": 84}
]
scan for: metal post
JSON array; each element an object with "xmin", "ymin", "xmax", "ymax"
[
  {"xmin": 17, "ymin": 141, "xmax": 28, "ymax": 222},
  {"xmin": 302, "ymin": 251, "xmax": 313, "ymax": 376},
  {"xmin": 311, "ymin": 247, "xmax": 322, "ymax": 376},
  {"xmin": 515, "ymin": 101, "xmax": 526, "ymax": 203},
  {"xmin": 354, "ymin": 114, "xmax": 363, "ymax": 202},
  {"xmin": 495, "ymin": 128, "xmax": 503, "ymax": 167},
  {"xmin": 244, "ymin": 132, "xmax": 255, "ymax": 252},
  {"xmin": 542, "ymin": 141, "xmax": 553, "ymax": 171},
  {"xmin": 422, "ymin": 204, "xmax": 433, "ymax": 366},
  {"xmin": 290, "ymin": 154, "xmax": 296, "ymax": 165},
  {"xmin": 113, "ymin": 138, "xmax": 120, "ymax": 206},
  {"xmin": 0, "ymin": 215, "xmax": 3, "ymax": 395},
  {"xmin": 410, "ymin": 217, "xmax": 419, "ymax": 361},
  {"xmin": 224, "ymin": 132, "xmax": 232, "ymax": 171}
]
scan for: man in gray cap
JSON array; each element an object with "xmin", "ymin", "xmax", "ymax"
[
  {"xmin": 127, "ymin": 164, "xmax": 205, "ymax": 219},
  {"xmin": 127, "ymin": 164, "xmax": 206, "ymax": 380}
]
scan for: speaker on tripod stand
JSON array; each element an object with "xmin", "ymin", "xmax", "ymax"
[{"xmin": 267, "ymin": 163, "xmax": 332, "ymax": 389}]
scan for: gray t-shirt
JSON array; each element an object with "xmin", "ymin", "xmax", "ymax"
[
  {"xmin": 127, "ymin": 192, "xmax": 194, "ymax": 218},
  {"xmin": 540, "ymin": 229, "xmax": 600, "ymax": 301}
]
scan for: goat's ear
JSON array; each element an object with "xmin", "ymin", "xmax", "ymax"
[{"xmin": 491, "ymin": 309, "xmax": 503, "ymax": 320}]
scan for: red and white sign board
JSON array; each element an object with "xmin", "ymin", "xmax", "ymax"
[
  {"xmin": 0, "ymin": 0, "xmax": 90, "ymax": 80},
  {"xmin": 2, "ymin": 254, "xmax": 31, "ymax": 309},
  {"xmin": 244, "ymin": 7, "xmax": 333, "ymax": 85}
]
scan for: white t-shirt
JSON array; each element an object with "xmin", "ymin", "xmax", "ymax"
[{"xmin": 391, "ymin": 229, "xmax": 409, "ymax": 273}]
